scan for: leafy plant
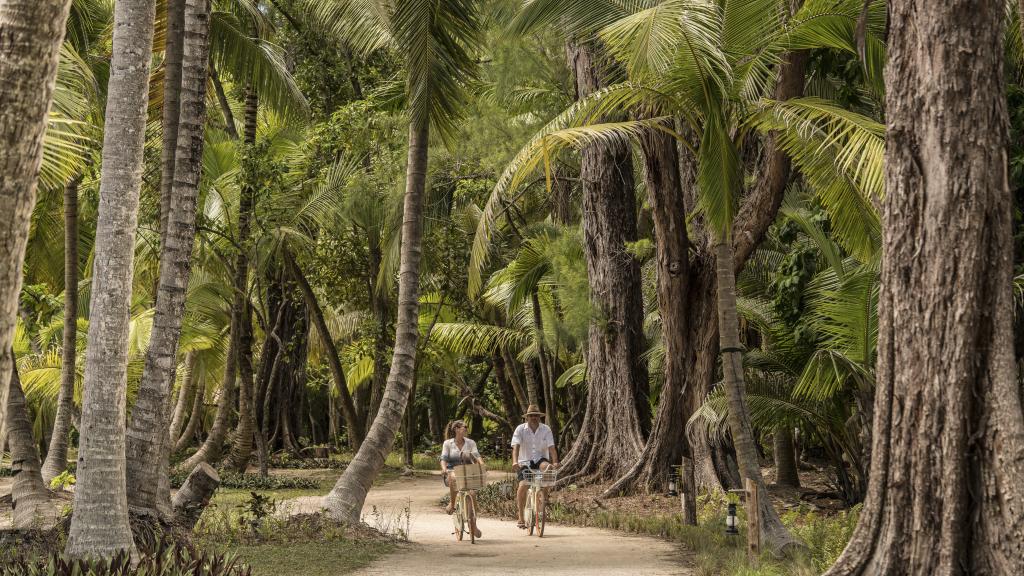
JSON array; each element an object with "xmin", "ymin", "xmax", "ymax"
[
  {"xmin": 48, "ymin": 471, "xmax": 76, "ymax": 491},
  {"xmin": 237, "ymin": 492, "xmax": 276, "ymax": 534}
]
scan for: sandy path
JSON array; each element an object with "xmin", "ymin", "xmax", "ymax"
[{"xmin": 281, "ymin": 472, "xmax": 691, "ymax": 576}]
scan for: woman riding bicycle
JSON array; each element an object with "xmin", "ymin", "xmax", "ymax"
[{"xmin": 440, "ymin": 420, "xmax": 484, "ymax": 538}]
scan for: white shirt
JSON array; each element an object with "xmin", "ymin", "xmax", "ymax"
[
  {"xmin": 511, "ymin": 423, "xmax": 555, "ymax": 465},
  {"xmin": 440, "ymin": 437, "xmax": 480, "ymax": 465}
]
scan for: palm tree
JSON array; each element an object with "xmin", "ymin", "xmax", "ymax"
[
  {"xmin": 64, "ymin": 0, "xmax": 158, "ymax": 559},
  {"xmin": 306, "ymin": 0, "xmax": 482, "ymax": 523},
  {"xmin": 125, "ymin": 0, "xmax": 214, "ymax": 517},
  {"xmin": 7, "ymin": 359, "xmax": 51, "ymax": 529},
  {"xmin": 0, "ymin": 0, "xmax": 76, "ymax": 452}
]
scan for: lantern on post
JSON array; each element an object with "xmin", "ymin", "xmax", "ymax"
[
  {"xmin": 667, "ymin": 466, "xmax": 679, "ymax": 497},
  {"xmin": 725, "ymin": 502, "xmax": 739, "ymax": 536}
]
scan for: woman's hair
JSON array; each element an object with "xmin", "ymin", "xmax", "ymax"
[{"xmin": 446, "ymin": 420, "xmax": 467, "ymax": 440}]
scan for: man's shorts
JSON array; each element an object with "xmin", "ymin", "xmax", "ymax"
[{"xmin": 516, "ymin": 458, "xmax": 551, "ymax": 482}]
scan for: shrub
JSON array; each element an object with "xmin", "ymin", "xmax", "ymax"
[{"xmin": 169, "ymin": 471, "xmax": 319, "ymax": 491}]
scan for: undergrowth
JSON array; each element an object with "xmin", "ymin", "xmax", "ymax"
[{"xmin": 469, "ymin": 479, "xmax": 858, "ymax": 576}]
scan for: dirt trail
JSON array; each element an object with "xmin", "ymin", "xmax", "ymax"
[{"xmin": 281, "ymin": 472, "xmax": 691, "ymax": 576}]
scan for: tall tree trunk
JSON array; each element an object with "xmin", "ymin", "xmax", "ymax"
[
  {"xmin": 323, "ymin": 122, "xmax": 428, "ymax": 524},
  {"xmin": 285, "ymin": 249, "xmax": 363, "ymax": 447},
  {"xmin": 168, "ymin": 351, "xmax": 198, "ymax": 444},
  {"xmin": 492, "ymin": 351, "xmax": 519, "ymax": 435},
  {"xmin": 715, "ymin": 240, "xmax": 798, "ymax": 553},
  {"xmin": 601, "ymin": 128, "xmax": 695, "ymax": 520},
  {"xmin": 175, "ymin": 370, "xmax": 205, "ymax": 452},
  {"xmin": 126, "ymin": 0, "xmax": 211, "ymax": 516},
  {"xmin": 367, "ymin": 233, "xmax": 391, "ymax": 435},
  {"xmin": 65, "ymin": 0, "xmax": 156, "ymax": 558},
  {"xmin": 0, "ymin": 0, "xmax": 74, "ymax": 454},
  {"xmin": 8, "ymin": 363, "xmax": 51, "ymax": 529},
  {"xmin": 222, "ymin": 88, "xmax": 258, "ymax": 472},
  {"xmin": 773, "ymin": 427, "xmax": 800, "ymax": 488},
  {"xmin": 210, "ymin": 64, "xmax": 239, "ymax": 139},
  {"xmin": 559, "ymin": 42, "xmax": 649, "ymax": 484},
  {"xmin": 158, "ymin": 0, "xmax": 186, "ymax": 239},
  {"xmin": 41, "ymin": 173, "xmax": 83, "ymax": 483},
  {"xmin": 502, "ymin": 347, "xmax": 528, "ymax": 411},
  {"xmin": 826, "ymin": 1, "xmax": 1024, "ymax": 572}
]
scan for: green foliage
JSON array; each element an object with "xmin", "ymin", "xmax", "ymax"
[
  {"xmin": 169, "ymin": 472, "xmax": 320, "ymax": 491},
  {"xmin": 0, "ymin": 539, "xmax": 250, "ymax": 576},
  {"xmin": 48, "ymin": 471, "xmax": 76, "ymax": 492}
]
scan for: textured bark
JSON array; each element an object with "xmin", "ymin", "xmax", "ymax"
[
  {"xmin": 602, "ymin": 127, "xmax": 694, "ymax": 508},
  {"xmin": 41, "ymin": 173, "xmax": 83, "ymax": 483},
  {"xmin": 716, "ymin": 240, "xmax": 798, "ymax": 553},
  {"xmin": 126, "ymin": 0, "xmax": 211, "ymax": 516},
  {"xmin": 8, "ymin": 363, "xmax": 52, "ymax": 529},
  {"xmin": 168, "ymin": 351, "xmax": 198, "ymax": 443},
  {"xmin": 323, "ymin": 122, "xmax": 428, "ymax": 524},
  {"xmin": 285, "ymin": 249, "xmax": 363, "ymax": 447},
  {"xmin": 171, "ymin": 462, "xmax": 220, "ymax": 529},
  {"xmin": 773, "ymin": 427, "xmax": 800, "ymax": 488},
  {"xmin": 158, "ymin": 0, "xmax": 186, "ymax": 239},
  {"xmin": 825, "ymin": 1, "xmax": 1024, "ymax": 573},
  {"xmin": 531, "ymin": 291, "xmax": 559, "ymax": 443},
  {"xmin": 175, "ymin": 371, "xmax": 205, "ymax": 452},
  {"xmin": 560, "ymin": 42, "xmax": 649, "ymax": 484},
  {"xmin": 502, "ymin": 348, "xmax": 529, "ymax": 411},
  {"xmin": 222, "ymin": 88, "xmax": 258, "ymax": 472},
  {"xmin": 0, "ymin": 0, "xmax": 74, "ymax": 453},
  {"xmin": 66, "ymin": 0, "xmax": 156, "ymax": 559}
]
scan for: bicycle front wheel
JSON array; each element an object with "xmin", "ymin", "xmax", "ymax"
[
  {"xmin": 452, "ymin": 496, "xmax": 465, "ymax": 541},
  {"xmin": 526, "ymin": 489, "xmax": 536, "ymax": 536},
  {"xmin": 466, "ymin": 495, "xmax": 477, "ymax": 544},
  {"xmin": 536, "ymin": 491, "xmax": 546, "ymax": 537}
]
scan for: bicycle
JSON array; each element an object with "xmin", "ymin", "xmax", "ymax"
[
  {"xmin": 523, "ymin": 467, "xmax": 558, "ymax": 537},
  {"xmin": 447, "ymin": 463, "xmax": 486, "ymax": 543}
]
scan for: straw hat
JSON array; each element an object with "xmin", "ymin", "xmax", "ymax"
[{"xmin": 522, "ymin": 404, "xmax": 545, "ymax": 418}]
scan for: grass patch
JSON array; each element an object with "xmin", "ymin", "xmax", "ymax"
[{"xmin": 228, "ymin": 539, "xmax": 395, "ymax": 576}]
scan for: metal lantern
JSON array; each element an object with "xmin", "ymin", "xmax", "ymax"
[
  {"xmin": 667, "ymin": 467, "xmax": 678, "ymax": 497},
  {"xmin": 725, "ymin": 502, "xmax": 739, "ymax": 535}
]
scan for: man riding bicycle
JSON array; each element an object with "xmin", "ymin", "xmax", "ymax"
[{"xmin": 511, "ymin": 404, "xmax": 558, "ymax": 530}]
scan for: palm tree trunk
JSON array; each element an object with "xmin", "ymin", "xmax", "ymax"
[
  {"xmin": 168, "ymin": 351, "xmax": 198, "ymax": 443},
  {"xmin": 40, "ymin": 172, "xmax": 83, "ymax": 483},
  {"xmin": 0, "ymin": 0, "xmax": 74, "ymax": 454},
  {"xmin": 222, "ymin": 88, "xmax": 259, "ymax": 472},
  {"xmin": 714, "ymin": 239, "xmax": 798, "ymax": 553},
  {"xmin": 65, "ymin": 0, "xmax": 156, "ymax": 559},
  {"xmin": 502, "ymin": 347, "xmax": 528, "ymax": 411},
  {"xmin": 826, "ymin": 1, "xmax": 1024, "ymax": 572},
  {"xmin": 773, "ymin": 427, "xmax": 800, "ymax": 488},
  {"xmin": 176, "ymin": 325, "xmax": 237, "ymax": 471},
  {"xmin": 126, "ymin": 0, "xmax": 212, "ymax": 516},
  {"xmin": 210, "ymin": 64, "xmax": 239, "ymax": 139},
  {"xmin": 175, "ymin": 371, "xmax": 205, "ymax": 452},
  {"xmin": 366, "ymin": 235, "xmax": 390, "ymax": 435},
  {"xmin": 530, "ymin": 290, "xmax": 558, "ymax": 443},
  {"xmin": 285, "ymin": 249, "xmax": 363, "ymax": 447},
  {"xmin": 158, "ymin": 0, "xmax": 186, "ymax": 240},
  {"xmin": 8, "ymin": 362, "xmax": 51, "ymax": 529},
  {"xmin": 323, "ymin": 121, "xmax": 429, "ymax": 524},
  {"xmin": 492, "ymin": 352, "xmax": 519, "ymax": 435}
]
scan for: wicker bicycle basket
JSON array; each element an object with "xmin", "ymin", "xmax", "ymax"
[
  {"xmin": 529, "ymin": 468, "xmax": 558, "ymax": 488},
  {"xmin": 452, "ymin": 462, "xmax": 488, "ymax": 491}
]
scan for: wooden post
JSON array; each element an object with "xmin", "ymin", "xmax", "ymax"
[{"xmin": 744, "ymin": 477, "xmax": 760, "ymax": 564}]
